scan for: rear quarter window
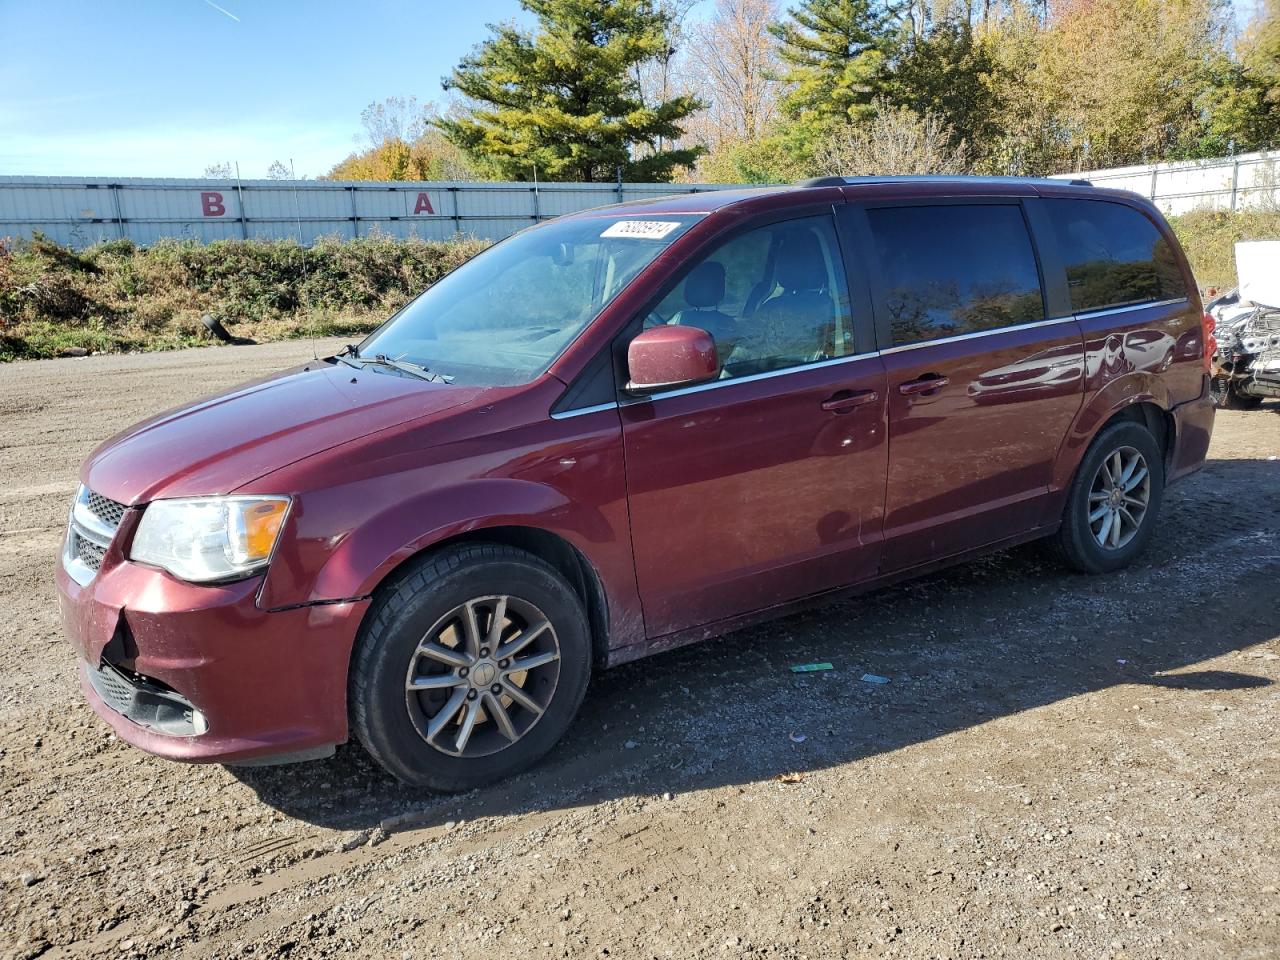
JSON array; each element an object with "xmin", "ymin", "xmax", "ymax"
[
  {"xmin": 867, "ymin": 204, "xmax": 1046, "ymax": 348},
  {"xmin": 1044, "ymin": 198, "xmax": 1188, "ymax": 313}
]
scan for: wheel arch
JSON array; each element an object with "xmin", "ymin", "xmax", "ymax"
[
  {"xmin": 1107, "ymin": 400, "xmax": 1175, "ymax": 473},
  {"xmin": 1047, "ymin": 400, "xmax": 1171, "ymax": 574},
  {"xmin": 357, "ymin": 524, "xmax": 613, "ymax": 672},
  {"xmin": 1052, "ymin": 376, "xmax": 1176, "ymax": 494}
]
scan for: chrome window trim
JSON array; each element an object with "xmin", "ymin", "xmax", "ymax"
[
  {"xmin": 1073, "ymin": 297, "xmax": 1189, "ymax": 321},
  {"xmin": 646, "ymin": 349, "xmax": 883, "ymax": 402},
  {"xmin": 551, "ymin": 296, "xmax": 1194, "ymax": 417},
  {"xmin": 549, "ymin": 401, "xmax": 620, "ymax": 421},
  {"xmin": 879, "ymin": 315, "xmax": 1078, "ymax": 355},
  {"xmin": 552, "ymin": 349, "xmax": 886, "ymax": 416}
]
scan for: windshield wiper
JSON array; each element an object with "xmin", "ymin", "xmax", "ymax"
[
  {"xmin": 362, "ymin": 353, "xmax": 452, "ymax": 383},
  {"xmin": 332, "ymin": 344, "xmax": 362, "ymax": 370},
  {"xmin": 331, "ymin": 345, "xmax": 451, "ymax": 383}
]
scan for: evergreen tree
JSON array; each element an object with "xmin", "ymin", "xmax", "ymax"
[
  {"xmin": 883, "ymin": 19, "xmax": 998, "ymax": 158},
  {"xmin": 438, "ymin": 0, "xmax": 702, "ymax": 182},
  {"xmin": 769, "ymin": 0, "xmax": 903, "ymax": 129}
]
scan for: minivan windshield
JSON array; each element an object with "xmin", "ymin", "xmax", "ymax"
[{"xmin": 355, "ymin": 214, "xmax": 701, "ymax": 386}]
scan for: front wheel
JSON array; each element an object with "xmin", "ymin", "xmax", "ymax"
[
  {"xmin": 1052, "ymin": 420, "xmax": 1165, "ymax": 574},
  {"xmin": 350, "ymin": 544, "xmax": 591, "ymax": 791}
]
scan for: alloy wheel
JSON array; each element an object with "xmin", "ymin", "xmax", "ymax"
[
  {"xmin": 404, "ymin": 595, "xmax": 561, "ymax": 758},
  {"xmin": 1087, "ymin": 445, "xmax": 1151, "ymax": 550}
]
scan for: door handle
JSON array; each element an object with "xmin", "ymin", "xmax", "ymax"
[
  {"xmin": 821, "ymin": 389, "xmax": 878, "ymax": 413},
  {"xmin": 898, "ymin": 374, "xmax": 950, "ymax": 396}
]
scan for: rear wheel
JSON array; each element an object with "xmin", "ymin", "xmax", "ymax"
[
  {"xmin": 1052, "ymin": 420, "xmax": 1165, "ymax": 574},
  {"xmin": 350, "ymin": 544, "xmax": 591, "ymax": 790}
]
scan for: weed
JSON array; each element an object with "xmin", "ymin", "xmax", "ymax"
[{"xmin": 0, "ymin": 232, "xmax": 489, "ymax": 360}]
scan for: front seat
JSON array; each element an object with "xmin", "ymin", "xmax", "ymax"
[
  {"xmin": 672, "ymin": 261, "xmax": 739, "ymax": 362},
  {"xmin": 737, "ymin": 230, "xmax": 834, "ymax": 366}
]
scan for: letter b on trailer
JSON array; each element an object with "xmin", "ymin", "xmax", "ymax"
[{"xmin": 201, "ymin": 192, "xmax": 226, "ymax": 217}]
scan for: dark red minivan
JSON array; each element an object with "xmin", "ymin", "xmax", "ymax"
[{"xmin": 57, "ymin": 177, "xmax": 1216, "ymax": 789}]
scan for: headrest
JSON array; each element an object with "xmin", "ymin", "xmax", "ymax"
[
  {"xmin": 685, "ymin": 261, "xmax": 726, "ymax": 309},
  {"xmin": 776, "ymin": 231, "xmax": 827, "ymax": 292}
]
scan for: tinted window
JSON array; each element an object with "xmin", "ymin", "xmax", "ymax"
[
  {"xmin": 643, "ymin": 215, "xmax": 855, "ymax": 379},
  {"xmin": 867, "ymin": 205, "xmax": 1045, "ymax": 347},
  {"xmin": 1045, "ymin": 199, "xmax": 1187, "ymax": 313}
]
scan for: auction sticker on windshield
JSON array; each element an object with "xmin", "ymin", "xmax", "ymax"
[{"xmin": 601, "ymin": 220, "xmax": 683, "ymax": 240}]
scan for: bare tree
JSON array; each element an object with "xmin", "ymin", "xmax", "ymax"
[
  {"xmin": 810, "ymin": 101, "xmax": 971, "ymax": 176},
  {"xmin": 684, "ymin": 0, "xmax": 780, "ymax": 148},
  {"xmin": 634, "ymin": 0, "xmax": 701, "ymax": 158},
  {"xmin": 265, "ymin": 160, "xmax": 292, "ymax": 180},
  {"xmin": 203, "ymin": 161, "xmax": 234, "ymax": 179},
  {"xmin": 358, "ymin": 96, "xmax": 436, "ymax": 148}
]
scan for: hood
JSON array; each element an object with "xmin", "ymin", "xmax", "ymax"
[
  {"xmin": 82, "ymin": 362, "xmax": 486, "ymax": 504},
  {"xmin": 1237, "ymin": 241, "xmax": 1280, "ymax": 309}
]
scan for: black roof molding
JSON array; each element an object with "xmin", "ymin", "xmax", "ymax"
[{"xmin": 797, "ymin": 175, "xmax": 1093, "ymax": 188}]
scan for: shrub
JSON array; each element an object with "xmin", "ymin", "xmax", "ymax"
[
  {"xmin": 0, "ymin": 232, "xmax": 489, "ymax": 361},
  {"xmin": 1167, "ymin": 207, "xmax": 1280, "ymax": 290},
  {"xmin": 4, "ymin": 207, "xmax": 1277, "ymax": 362},
  {"xmin": 809, "ymin": 102, "xmax": 971, "ymax": 178}
]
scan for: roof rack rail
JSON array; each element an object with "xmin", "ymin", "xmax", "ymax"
[{"xmin": 797, "ymin": 174, "xmax": 1093, "ymax": 188}]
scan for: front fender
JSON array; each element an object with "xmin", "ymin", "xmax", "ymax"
[{"xmin": 259, "ymin": 476, "xmax": 618, "ymax": 609}]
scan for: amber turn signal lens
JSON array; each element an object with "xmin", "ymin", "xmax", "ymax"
[{"xmin": 241, "ymin": 499, "xmax": 289, "ymax": 561}]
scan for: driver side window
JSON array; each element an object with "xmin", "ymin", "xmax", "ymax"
[{"xmin": 643, "ymin": 215, "xmax": 854, "ymax": 379}]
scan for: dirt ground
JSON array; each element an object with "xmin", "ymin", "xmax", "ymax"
[{"xmin": 1, "ymin": 341, "xmax": 1278, "ymax": 960}]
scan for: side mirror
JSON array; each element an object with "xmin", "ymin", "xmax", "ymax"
[{"xmin": 625, "ymin": 325, "xmax": 719, "ymax": 395}]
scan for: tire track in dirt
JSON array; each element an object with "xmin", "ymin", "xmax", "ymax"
[
  {"xmin": 3, "ymin": 345, "xmax": 1278, "ymax": 960},
  {"xmin": 130, "ymin": 519, "xmax": 1280, "ymax": 956}
]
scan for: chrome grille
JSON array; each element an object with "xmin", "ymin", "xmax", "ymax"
[
  {"xmin": 86, "ymin": 490, "xmax": 126, "ymax": 528},
  {"xmin": 63, "ymin": 485, "xmax": 125, "ymax": 586},
  {"xmin": 74, "ymin": 532, "xmax": 107, "ymax": 571}
]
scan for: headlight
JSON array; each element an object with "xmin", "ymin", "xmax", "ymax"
[{"xmin": 130, "ymin": 496, "xmax": 290, "ymax": 583}]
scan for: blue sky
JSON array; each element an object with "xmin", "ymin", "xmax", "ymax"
[
  {"xmin": 0, "ymin": 0, "xmax": 537, "ymax": 178},
  {"xmin": 0, "ymin": 0, "xmax": 1258, "ymax": 179}
]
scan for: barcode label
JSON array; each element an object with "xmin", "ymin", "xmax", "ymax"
[{"xmin": 601, "ymin": 220, "xmax": 681, "ymax": 240}]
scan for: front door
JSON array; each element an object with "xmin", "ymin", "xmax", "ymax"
[
  {"xmin": 620, "ymin": 212, "xmax": 888, "ymax": 637},
  {"xmin": 858, "ymin": 200, "xmax": 1086, "ymax": 572}
]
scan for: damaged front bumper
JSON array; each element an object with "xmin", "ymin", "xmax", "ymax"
[{"xmin": 57, "ymin": 549, "xmax": 369, "ymax": 765}]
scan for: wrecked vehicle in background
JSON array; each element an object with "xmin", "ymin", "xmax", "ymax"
[{"xmin": 1206, "ymin": 240, "xmax": 1280, "ymax": 409}]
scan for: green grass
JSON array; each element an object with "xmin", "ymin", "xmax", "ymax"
[{"xmin": 0, "ymin": 232, "xmax": 488, "ymax": 362}]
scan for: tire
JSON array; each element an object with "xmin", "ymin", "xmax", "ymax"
[
  {"xmin": 1211, "ymin": 376, "xmax": 1264, "ymax": 410},
  {"xmin": 350, "ymin": 543, "xmax": 591, "ymax": 791},
  {"xmin": 1052, "ymin": 420, "xmax": 1165, "ymax": 574}
]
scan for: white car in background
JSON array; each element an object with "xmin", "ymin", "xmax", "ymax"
[{"xmin": 1206, "ymin": 240, "xmax": 1280, "ymax": 409}]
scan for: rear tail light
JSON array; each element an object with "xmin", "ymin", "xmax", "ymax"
[{"xmin": 1201, "ymin": 312, "xmax": 1216, "ymax": 373}]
